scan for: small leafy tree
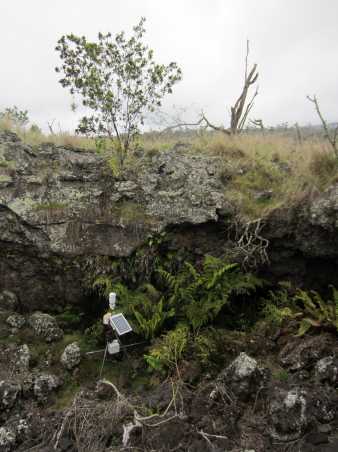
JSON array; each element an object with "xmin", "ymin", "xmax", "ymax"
[
  {"xmin": 0, "ymin": 106, "xmax": 29, "ymax": 126},
  {"xmin": 55, "ymin": 18, "xmax": 182, "ymax": 165}
]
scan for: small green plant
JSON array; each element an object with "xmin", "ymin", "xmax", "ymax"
[
  {"xmin": 144, "ymin": 324, "xmax": 189, "ymax": 374},
  {"xmin": 84, "ymin": 320, "xmax": 105, "ymax": 347},
  {"xmin": 34, "ymin": 202, "xmax": 68, "ymax": 211},
  {"xmin": 275, "ymin": 369, "xmax": 289, "ymax": 382},
  {"xmin": 56, "ymin": 306, "xmax": 83, "ymax": 330},
  {"xmin": 0, "ymin": 106, "xmax": 29, "ymax": 126},
  {"xmin": 262, "ymin": 283, "xmax": 338, "ymax": 336},
  {"xmin": 132, "ymin": 296, "xmax": 175, "ymax": 340},
  {"xmin": 262, "ymin": 282, "xmax": 296, "ymax": 326},
  {"xmin": 294, "ymin": 286, "xmax": 338, "ymax": 336},
  {"xmin": 193, "ymin": 328, "xmax": 219, "ymax": 367}
]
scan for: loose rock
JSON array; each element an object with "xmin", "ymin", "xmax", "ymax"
[
  {"xmin": 33, "ymin": 374, "xmax": 61, "ymax": 402},
  {"xmin": 315, "ymin": 356, "xmax": 338, "ymax": 386},
  {"xmin": 0, "ymin": 427, "xmax": 16, "ymax": 452},
  {"xmin": 15, "ymin": 344, "xmax": 30, "ymax": 370},
  {"xmin": 0, "ymin": 381, "xmax": 21, "ymax": 411},
  {"xmin": 28, "ymin": 312, "xmax": 63, "ymax": 342},
  {"xmin": 60, "ymin": 342, "xmax": 81, "ymax": 370},
  {"xmin": 279, "ymin": 334, "xmax": 332, "ymax": 371},
  {"xmin": 0, "ymin": 291, "xmax": 18, "ymax": 312},
  {"xmin": 216, "ymin": 352, "xmax": 269, "ymax": 401},
  {"xmin": 269, "ymin": 387, "xmax": 308, "ymax": 441},
  {"xmin": 6, "ymin": 314, "xmax": 25, "ymax": 330}
]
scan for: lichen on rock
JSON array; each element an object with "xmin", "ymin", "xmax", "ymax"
[
  {"xmin": 28, "ymin": 312, "xmax": 63, "ymax": 342},
  {"xmin": 60, "ymin": 342, "xmax": 81, "ymax": 370}
]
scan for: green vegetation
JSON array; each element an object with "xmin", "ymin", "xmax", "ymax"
[
  {"xmin": 1, "ymin": 111, "xmax": 337, "ymax": 220},
  {"xmin": 274, "ymin": 369, "xmax": 289, "ymax": 382},
  {"xmin": 0, "ymin": 106, "xmax": 29, "ymax": 126},
  {"xmin": 262, "ymin": 283, "xmax": 338, "ymax": 336},
  {"xmin": 144, "ymin": 324, "xmax": 189, "ymax": 374},
  {"xmin": 158, "ymin": 256, "xmax": 264, "ymax": 331},
  {"xmin": 0, "ymin": 175, "xmax": 12, "ymax": 183},
  {"xmin": 33, "ymin": 201, "xmax": 68, "ymax": 211},
  {"xmin": 93, "ymin": 250, "xmax": 265, "ymax": 374},
  {"xmin": 294, "ymin": 286, "xmax": 338, "ymax": 336},
  {"xmin": 55, "ymin": 17, "xmax": 182, "ymax": 166}
]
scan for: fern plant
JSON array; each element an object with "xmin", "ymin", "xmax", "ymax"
[
  {"xmin": 93, "ymin": 278, "xmax": 173, "ymax": 340},
  {"xmin": 262, "ymin": 282, "xmax": 296, "ymax": 326},
  {"xmin": 158, "ymin": 255, "xmax": 264, "ymax": 331},
  {"xmin": 295, "ymin": 286, "xmax": 338, "ymax": 336}
]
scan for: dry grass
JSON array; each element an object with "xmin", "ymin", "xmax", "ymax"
[
  {"xmin": 140, "ymin": 130, "xmax": 338, "ymax": 219},
  {"xmin": 0, "ymin": 117, "xmax": 96, "ymax": 149},
  {"xmin": 1, "ymin": 119, "xmax": 337, "ymax": 221}
]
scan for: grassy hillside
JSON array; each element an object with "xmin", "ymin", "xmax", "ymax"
[{"xmin": 1, "ymin": 117, "xmax": 337, "ymax": 221}]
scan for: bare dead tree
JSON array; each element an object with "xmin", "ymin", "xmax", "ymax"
[
  {"xmin": 294, "ymin": 122, "xmax": 303, "ymax": 144},
  {"xmin": 160, "ymin": 40, "xmax": 259, "ymax": 136},
  {"xmin": 47, "ymin": 119, "xmax": 56, "ymax": 135},
  {"xmin": 249, "ymin": 118, "xmax": 265, "ymax": 134},
  {"xmin": 307, "ymin": 94, "xmax": 338, "ymax": 158},
  {"xmin": 229, "ymin": 40, "xmax": 259, "ymax": 134}
]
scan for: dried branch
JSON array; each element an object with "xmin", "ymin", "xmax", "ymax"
[
  {"xmin": 307, "ymin": 94, "xmax": 338, "ymax": 158},
  {"xmin": 238, "ymin": 87, "xmax": 259, "ymax": 131},
  {"xmin": 47, "ymin": 119, "xmax": 56, "ymax": 135},
  {"xmin": 200, "ymin": 112, "xmax": 231, "ymax": 135},
  {"xmin": 249, "ymin": 118, "xmax": 265, "ymax": 133}
]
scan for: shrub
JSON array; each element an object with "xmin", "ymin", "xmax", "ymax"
[
  {"xmin": 0, "ymin": 106, "xmax": 29, "ymax": 126},
  {"xmin": 193, "ymin": 328, "xmax": 219, "ymax": 367},
  {"xmin": 84, "ymin": 320, "xmax": 105, "ymax": 347},
  {"xmin": 144, "ymin": 324, "xmax": 189, "ymax": 374},
  {"xmin": 309, "ymin": 151, "xmax": 338, "ymax": 186}
]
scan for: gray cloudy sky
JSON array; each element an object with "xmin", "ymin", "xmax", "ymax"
[{"xmin": 1, "ymin": 0, "xmax": 337, "ymax": 131}]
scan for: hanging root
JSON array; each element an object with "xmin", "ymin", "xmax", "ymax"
[{"xmin": 229, "ymin": 218, "xmax": 269, "ymax": 270}]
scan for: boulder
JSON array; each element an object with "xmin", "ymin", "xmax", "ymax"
[
  {"xmin": 0, "ymin": 291, "xmax": 18, "ymax": 312},
  {"xmin": 279, "ymin": 334, "xmax": 333, "ymax": 372},
  {"xmin": 0, "ymin": 381, "xmax": 21, "ymax": 411},
  {"xmin": 14, "ymin": 419, "xmax": 30, "ymax": 443},
  {"xmin": 314, "ymin": 356, "xmax": 338, "ymax": 386},
  {"xmin": 15, "ymin": 344, "xmax": 30, "ymax": 370},
  {"xmin": 6, "ymin": 314, "xmax": 25, "ymax": 330},
  {"xmin": 0, "ymin": 427, "xmax": 16, "ymax": 452},
  {"xmin": 60, "ymin": 342, "xmax": 81, "ymax": 370},
  {"xmin": 28, "ymin": 312, "xmax": 63, "ymax": 342},
  {"xmin": 215, "ymin": 352, "xmax": 269, "ymax": 401},
  {"xmin": 269, "ymin": 387, "xmax": 308, "ymax": 441},
  {"xmin": 308, "ymin": 385, "xmax": 337, "ymax": 423},
  {"xmin": 33, "ymin": 373, "xmax": 61, "ymax": 402}
]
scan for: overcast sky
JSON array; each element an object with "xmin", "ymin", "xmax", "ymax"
[{"xmin": 1, "ymin": 0, "xmax": 337, "ymax": 132}]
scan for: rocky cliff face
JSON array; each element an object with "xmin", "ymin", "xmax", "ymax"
[{"xmin": 1, "ymin": 130, "xmax": 337, "ymax": 310}]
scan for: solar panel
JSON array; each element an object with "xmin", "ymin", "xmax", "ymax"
[{"xmin": 109, "ymin": 313, "xmax": 133, "ymax": 336}]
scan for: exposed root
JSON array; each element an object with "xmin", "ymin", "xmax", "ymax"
[{"xmin": 229, "ymin": 217, "xmax": 270, "ymax": 269}]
